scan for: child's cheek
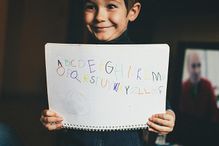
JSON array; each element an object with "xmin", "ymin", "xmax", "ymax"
[
  {"xmin": 110, "ymin": 13, "xmax": 128, "ymax": 29},
  {"xmin": 84, "ymin": 13, "xmax": 94, "ymax": 25},
  {"xmin": 110, "ymin": 13, "xmax": 123, "ymax": 24}
]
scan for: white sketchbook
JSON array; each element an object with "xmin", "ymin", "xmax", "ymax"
[{"xmin": 45, "ymin": 43, "xmax": 170, "ymax": 131}]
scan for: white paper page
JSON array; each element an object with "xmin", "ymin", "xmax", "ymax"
[{"xmin": 45, "ymin": 43, "xmax": 170, "ymax": 131}]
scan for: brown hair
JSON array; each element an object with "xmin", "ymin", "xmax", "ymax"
[
  {"xmin": 124, "ymin": 0, "xmax": 140, "ymax": 11},
  {"xmin": 83, "ymin": 0, "xmax": 140, "ymax": 11}
]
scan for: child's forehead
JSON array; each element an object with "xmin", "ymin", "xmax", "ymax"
[{"xmin": 85, "ymin": 0, "xmax": 125, "ymax": 4}]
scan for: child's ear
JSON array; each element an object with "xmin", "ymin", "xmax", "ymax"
[{"xmin": 127, "ymin": 2, "xmax": 141, "ymax": 22}]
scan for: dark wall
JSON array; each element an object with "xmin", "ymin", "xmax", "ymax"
[
  {"xmin": 0, "ymin": 0, "xmax": 8, "ymax": 97},
  {"xmin": 1, "ymin": 0, "xmax": 70, "ymax": 146},
  {"xmin": 2, "ymin": 0, "xmax": 70, "ymax": 97}
]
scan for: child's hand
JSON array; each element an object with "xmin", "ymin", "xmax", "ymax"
[
  {"xmin": 40, "ymin": 109, "xmax": 63, "ymax": 131},
  {"xmin": 147, "ymin": 110, "xmax": 175, "ymax": 135}
]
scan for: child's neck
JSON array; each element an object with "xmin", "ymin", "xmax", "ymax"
[{"xmin": 88, "ymin": 30, "xmax": 131, "ymax": 44}]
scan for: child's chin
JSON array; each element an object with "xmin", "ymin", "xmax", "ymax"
[
  {"xmin": 92, "ymin": 32, "xmax": 111, "ymax": 41},
  {"xmin": 95, "ymin": 35, "xmax": 115, "ymax": 42}
]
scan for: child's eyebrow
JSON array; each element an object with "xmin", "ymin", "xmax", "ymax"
[
  {"xmin": 83, "ymin": 0, "xmax": 97, "ymax": 7},
  {"xmin": 106, "ymin": 0, "xmax": 123, "ymax": 4}
]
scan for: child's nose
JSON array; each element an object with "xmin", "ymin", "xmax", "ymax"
[{"xmin": 95, "ymin": 8, "xmax": 107, "ymax": 22}]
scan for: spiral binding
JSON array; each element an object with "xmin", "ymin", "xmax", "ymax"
[{"xmin": 63, "ymin": 123, "xmax": 147, "ymax": 131}]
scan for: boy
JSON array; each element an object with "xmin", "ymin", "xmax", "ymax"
[{"xmin": 40, "ymin": 0, "xmax": 175, "ymax": 145}]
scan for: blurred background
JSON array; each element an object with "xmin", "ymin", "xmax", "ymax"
[{"xmin": 0, "ymin": 0, "xmax": 219, "ymax": 146}]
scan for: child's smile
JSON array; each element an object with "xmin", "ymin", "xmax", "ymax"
[{"xmin": 92, "ymin": 24, "xmax": 115, "ymax": 32}]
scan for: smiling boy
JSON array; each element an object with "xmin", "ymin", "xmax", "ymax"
[
  {"xmin": 40, "ymin": 0, "xmax": 175, "ymax": 145},
  {"xmin": 84, "ymin": 0, "xmax": 140, "ymax": 42}
]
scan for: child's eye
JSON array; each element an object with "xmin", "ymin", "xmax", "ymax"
[
  {"xmin": 107, "ymin": 4, "xmax": 118, "ymax": 9},
  {"xmin": 84, "ymin": 3, "xmax": 96, "ymax": 11}
]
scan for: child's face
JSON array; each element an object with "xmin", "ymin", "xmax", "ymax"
[{"xmin": 84, "ymin": 0, "xmax": 131, "ymax": 42}]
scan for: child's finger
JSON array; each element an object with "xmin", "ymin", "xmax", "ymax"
[
  {"xmin": 148, "ymin": 127, "xmax": 168, "ymax": 135},
  {"xmin": 41, "ymin": 116, "xmax": 63, "ymax": 124},
  {"xmin": 56, "ymin": 124, "xmax": 64, "ymax": 130},
  {"xmin": 152, "ymin": 113, "xmax": 173, "ymax": 121},
  {"xmin": 147, "ymin": 120, "xmax": 173, "ymax": 133},
  {"xmin": 42, "ymin": 109, "xmax": 60, "ymax": 117},
  {"xmin": 45, "ymin": 123, "xmax": 63, "ymax": 131},
  {"xmin": 148, "ymin": 127, "xmax": 159, "ymax": 133},
  {"xmin": 149, "ymin": 117, "xmax": 173, "ymax": 128},
  {"xmin": 166, "ymin": 109, "xmax": 176, "ymax": 118}
]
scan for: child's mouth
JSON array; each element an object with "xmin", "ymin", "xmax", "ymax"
[{"xmin": 92, "ymin": 26, "xmax": 113, "ymax": 31}]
